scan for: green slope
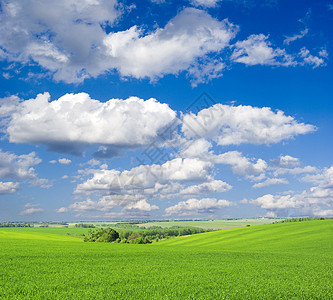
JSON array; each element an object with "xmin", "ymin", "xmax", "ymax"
[
  {"xmin": 0, "ymin": 220, "xmax": 332, "ymax": 299},
  {"xmin": 160, "ymin": 219, "xmax": 333, "ymax": 252}
]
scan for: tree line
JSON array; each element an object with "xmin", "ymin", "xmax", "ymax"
[
  {"xmin": 273, "ymin": 217, "xmax": 326, "ymax": 223},
  {"xmin": 84, "ymin": 226, "xmax": 210, "ymax": 244},
  {"xmin": 0, "ymin": 222, "xmax": 32, "ymax": 227}
]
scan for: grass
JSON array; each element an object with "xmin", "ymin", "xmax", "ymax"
[
  {"xmin": 138, "ymin": 218, "xmax": 283, "ymax": 229},
  {"xmin": 0, "ymin": 219, "xmax": 332, "ymax": 299}
]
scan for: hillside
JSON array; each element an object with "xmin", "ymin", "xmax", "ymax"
[{"xmin": 0, "ymin": 219, "xmax": 332, "ymax": 299}]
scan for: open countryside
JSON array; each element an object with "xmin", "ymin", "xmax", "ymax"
[{"xmin": 0, "ymin": 219, "xmax": 332, "ymax": 299}]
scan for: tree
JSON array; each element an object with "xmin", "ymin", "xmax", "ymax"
[{"xmin": 84, "ymin": 227, "xmax": 119, "ymax": 243}]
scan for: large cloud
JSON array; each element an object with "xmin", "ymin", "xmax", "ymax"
[
  {"xmin": 58, "ymin": 156, "xmax": 233, "ymax": 215},
  {"xmin": 103, "ymin": 8, "xmax": 238, "ymax": 85},
  {"xmin": 182, "ymin": 103, "xmax": 316, "ymax": 145},
  {"xmin": 1, "ymin": 92, "xmax": 176, "ymax": 156},
  {"xmin": 0, "ymin": 3, "xmax": 327, "ymax": 84},
  {"xmin": 0, "ymin": 0, "xmax": 120, "ymax": 83},
  {"xmin": 75, "ymin": 157, "xmax": 214, "ymax": 195},
  {"xmin": 0, "ymin": 4, "xmax": 237, "ymax": 84}
]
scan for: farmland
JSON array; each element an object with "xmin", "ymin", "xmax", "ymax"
[{"xmin": 0, "ymin": 219, "xmax": 332, "ymax": 299}]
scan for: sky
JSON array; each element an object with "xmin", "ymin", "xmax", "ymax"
[{"xmin": 0, "ymin": 0, "xmax": 332, "ymax": 221}]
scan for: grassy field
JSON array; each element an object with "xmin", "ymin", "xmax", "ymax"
[
  {"xmin": 137, "ymin": 218, "xmax": 284, "ymax": 229},
  {"xmin": 0, "ymin": 219, "xmax": 332, "ymax": 299}
]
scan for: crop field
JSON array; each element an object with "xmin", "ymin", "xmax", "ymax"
[{"xmin": 0, "ymin": 219, "xmax": 332, "ymax": 299}]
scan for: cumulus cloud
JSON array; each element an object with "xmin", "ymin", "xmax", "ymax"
[
  {"xmin": 252, "ymin": 178, "xmax": 288, "ymax": 189},
  {"xmin": 103, "ymin": 8, "xmax": 238, "ymax": 85},
  {"xmin": 0, "ymin": 149, "xmax": 40, "ymax": 180},
  {"xmin": 0, "ymin": 0, "xmax": 120, "ymax": 83},
  {"xmin": 214, "ymin": 151, "xmax": 267, "ymax": 177},
  {"xmin": 272, "ymin": 155, "xmax": 301, "ymax": 168},
  {"xmin": 58, "ymin": 158, "xmax": 71, "ymax": 165},
  {"xmin": 0, "ymin": 149, "xmax": 50, "ymax": 189},
  {"xmin": 0, "ymin": 181, "xmax": 20, "ymax": 194},
  {"xmin": 299, "ymin": 47, "xmax": 326, "ymax": 68},
  {"xmin": 179, "ymin": 180, "xmax": 232, "ymax": 197},
  {"xmin": 56, "ymin": 196, "xmax": 158, "ymax": 215},
  {"xmin": 182, "ymin": 103, "xmax": 316, "ymax": 145},
  {"xmin": 19, "ymin": 207, "xmax": 44, "ymax": 216},
  {"xmin": 59, "ymin": 155, "xmax": 234, "ymax": 215},
  {"xmin": 0, "ymin": 2, "xmax": 327, "ymax": 84},
  {"xmin": 231, "ymin": 34, "xmax": 295, "ymax": 66},
  {"xmin": 0, "ymin": 4, "xmax": 239, "ymax": 84},
  {"xmin": 251, "ymin": 166, "xmax": 333, "ymax": 216},
  {"xmin": 190, "ymin": 0, "xmax": 221, "ymax": 8},
  {"xmin": 165, "ymin": 198, "xmax": 232, "ymax": 216},
  {"xmin": 75, "ymin": 157, "xmax": 213, "ymax": 195},
  {"xmin": 1, "ymin": 92, "xmax": 176, "ymax": 156},
  {"xmin": 271, "ymin": 155, "xmax": 318, "ymax": 177},
  {"xmin": 232, "ymin": 34, "xmax": 326, "ymax": 68}
]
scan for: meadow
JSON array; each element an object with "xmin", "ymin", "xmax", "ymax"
[{"xmin": 0, "ymin": 219, "xmax": 332, "ymax": 299}]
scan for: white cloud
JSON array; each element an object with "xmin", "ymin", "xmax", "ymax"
[
  {"xmin": 319, "ymin": 49, "xmax": 328, "ymax": 58},
  {"xmin": 252, "ymin": 178, "xmax": 288, "ymax": 189},
  {"xmin": 214, "ymin": 151, "xmax": 267, "ymax": 176},
  {"xmin": 190, "ymin": 0, "xmax": 221, "ymax": 8},
  {"xmin": 284, "ymin": 28, "xmax": 308, "ymax": 45},
  {"xmin": 56, "ymin": 195, "xmax": 158, "ymax": 214},
  {"xmin": 272, "ymin": 155, "xmax": 301, "ymax": 168},
  {"xmin": 0, "ymin": 0, "xmax": 120, "ymax": 83},
  {"xmin": 180, "ymin": 138, "xmax": 213, "ymax": 158},
  {"xmin": 103, "ymin": 8, "xmax": 238, "ymax": 85},
  {"xmin": 1, "ymin": 92, "xmax": 176, "ymax": 156},
  {"xmin": 165, "ymin": 198, "xmax": 232, "ymax": 216},
  {"xmin": 60, "ymin": 156, "xmax": 228, "ymax": 215},
  {"xmin": 252, "ymin": 194, "xmax": 301, "ymax": 210},
  {"xmin": 19, "ymin": 207, "xmax": 44, "ymax": 216},
  {"xmin": 0, "ymin": 2, "xmax": 327, "ymax": 84},
  {"xmin": 182, "ymin": 103, "xmax": 316, "ymax": 145},
  {"xmin": 62, "ymin": 175, "xmax": 69, "ymax": 179},
  {"xmin": 313, "ymin": 209, "xmax": 333, "ymax": 217},
  {"xmin": 75, "ymin": 157, "xmax": 213, "ymax": 195},
  {"xmin": 274, "ymin": 165, "xmax": 318, "ymax": 177},
  {"xmin": 0, "ymin": 181, "xmax": 20, "ymax": 194},
  {"xmin": 299, "ymin": 47, "xmax": 326, "ymax": 68},
  {"xmin": 179, "ymin": 180, "xmax": 232, "ymax": 197},
  {"xmin": 0, "ymin": 149, "xmax": 40, "ymax": 180},
  {"xmin": 150, "ymin": 0, "xmax": 166, "ymax": 3},
  {"xmin": 251, "ymin": 166, "xmax": 333, "ymax": 216},
  {"xmin": 231, "ymin": 34, "xmax": 295, "ymax": 66},
  {"xmin": 232, "ymin": 34, "xmax": 326, "ymax": 69},
  {"xmin": 58, "ymin": 158, "xmax": 71, "ymax": 165},
  {"xmin": 0, "ymin": 149, "xmax": 50, "ymax": 189},
  {"xmin": 124, "ymin": 200, "xmax": 159, "ymax": 212},
  {"xmin": 49, "ymin": 160, "xmax": 57, "ymax": 164}
]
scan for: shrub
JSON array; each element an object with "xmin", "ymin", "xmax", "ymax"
[{"xmin": 84, "ymin": 227, "xmax": 119, "ymax": 243}]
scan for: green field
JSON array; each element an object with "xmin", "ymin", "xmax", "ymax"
[
  {"xmin": 0, "ymin": 219, "xmax": 332, "ymax": 299},
  {"xmin": 137, "ymin": 218, "xmax": 283, "ymax": 229}
]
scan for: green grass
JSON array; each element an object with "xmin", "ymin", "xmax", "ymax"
[
  {"xmin": 137, "ymin": 218, "xmax": 284, "ymax": 229},
  {"xmin": 0, "ymin": 219, "xmax": 332, "ymax": 299}
]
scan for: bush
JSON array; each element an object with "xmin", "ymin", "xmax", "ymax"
[{"xmin": 84, "ymin": 227, "xmax": 119, "ymax": 243}]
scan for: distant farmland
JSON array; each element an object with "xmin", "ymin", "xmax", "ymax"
[{"xmin": 0, "ymin": 219, "xmax": 332, "ymax": 299}]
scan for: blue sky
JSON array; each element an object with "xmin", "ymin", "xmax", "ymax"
[{"xmin": 0, "ymin": 0, "xmax": 332, "ymax": 221}]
